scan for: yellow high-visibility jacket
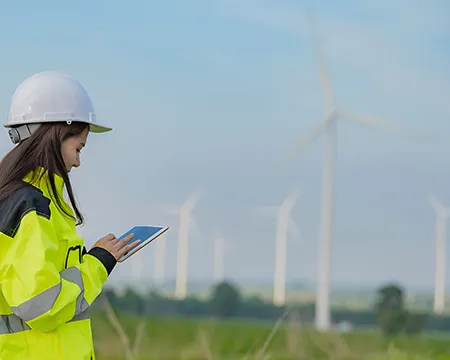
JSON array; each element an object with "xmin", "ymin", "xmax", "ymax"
[{"xmin": 0, "ymin": 167, "xmax": 117, "ymax": 360}]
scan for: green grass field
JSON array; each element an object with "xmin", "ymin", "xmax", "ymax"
[{"xmin": 91, "ymin": 313, "xmax": 450, "ymax": 359}]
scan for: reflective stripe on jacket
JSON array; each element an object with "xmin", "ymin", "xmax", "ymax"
[{"xmin": 0, "ymin": 167, "xmax": 116, "ymax": 359}]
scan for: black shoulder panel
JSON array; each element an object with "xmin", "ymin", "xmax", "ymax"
[{"xmin": 0, "ymin": 183, "xmax": 51, "ymax": 238}]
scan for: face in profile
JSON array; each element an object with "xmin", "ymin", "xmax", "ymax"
[{"xmin": 61, "ymin": 128, "xmax": 89, "ymax": 173}]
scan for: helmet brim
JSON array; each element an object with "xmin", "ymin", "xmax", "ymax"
[
  {"xmin": 89, "ymin": 123, "xmax": 112, "ymax": 133},
  {"xmin": 4, "ymin": 120, "xmax": 112, "ymax": 133}
]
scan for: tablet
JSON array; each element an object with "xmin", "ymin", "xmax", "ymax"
[{"xmin": 117, "ymin": 225, "xmax": 169, "ymax": 263}]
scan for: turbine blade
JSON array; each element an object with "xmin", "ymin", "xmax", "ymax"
[
  {"xmin": 304, "ymin": 3, "xmax": 334, "ymax": 108},
  {"xmin": 340, "ymin": 110, "xmax": 435, "ymax": 143},
  {"xmin": 279, "ymin": 118, "xmax": 328, "ymax": 171},
  {"xmin": 340, "ymin": 110, "xmax": 403, "ymax": 133}
]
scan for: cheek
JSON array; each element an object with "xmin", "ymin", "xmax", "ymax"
[
  {"xmin": 61, "ymin": 146, "xmax": 74, "ymax": 165},
  {"xmin": 61, "ymin": 147, "xmax": 69, "ymax": 163}
]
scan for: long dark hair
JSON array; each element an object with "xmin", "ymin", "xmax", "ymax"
[{"xmin": 0, "ymin": 121, "xmax": 89, "ymax": 225}]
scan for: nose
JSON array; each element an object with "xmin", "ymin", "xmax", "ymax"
[{"xmin": 73, "ymin": 158, "xmax": 81, "ymax": 168}]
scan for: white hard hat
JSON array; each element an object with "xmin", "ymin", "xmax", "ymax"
[{"xmin": 4, "ymin": 71, "xmax": 112, "ymax": 144}]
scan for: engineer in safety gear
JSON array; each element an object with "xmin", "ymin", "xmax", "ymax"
[{"xmin": 0, "ymin": 71, "xmax": 140, "ymax": 360}]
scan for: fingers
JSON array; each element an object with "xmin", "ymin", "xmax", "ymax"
[
  {"xmin": 98, "ymin": 232, "xmax": 142, "ymax": 261},
  {"xmin": 103, "ymin": 233, "xmax": 131, "ymax": 246},
  {"xmin": 118, "ymin": 239, "xmax": 141, "ymax": 258},
  {"xmin": 118, "ymin": 233, "xmax": 134, "ymax": 245}
]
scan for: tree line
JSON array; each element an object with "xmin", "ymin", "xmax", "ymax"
[{"xmin": 93, "ymin": 281, "xmax": 450, "ymax": 335}]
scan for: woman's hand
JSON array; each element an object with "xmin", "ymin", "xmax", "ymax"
[{"xmin": 92, "ymin": 233, "xmax": 141, "ymax": 261}]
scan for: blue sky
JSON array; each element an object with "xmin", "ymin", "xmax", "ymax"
[{"xmin": 0, "ymin": 0, "xmax": 449, "ymax": 292}]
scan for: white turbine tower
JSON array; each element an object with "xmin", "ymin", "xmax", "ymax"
[
  {"xmin": 429, "ymin": 195, "xmax": 450, "ymax": 314},
  {"xmin": 212, "ymin": 231, "xmax": 233, "ymax": 283},
  {"xmin": 164, "ymin": 191, "xmax": 201, "ymax": 300},
  {"xmin": 280, "ymin": 9, "xmax": 425, "ymax": 331},
  {"xmin": 257, "ymin": 190, "xmax": 301, "ymax": 306},
  {"xmin": 213, "ymin": 232, "xmax": 225, "ymax": 283}
]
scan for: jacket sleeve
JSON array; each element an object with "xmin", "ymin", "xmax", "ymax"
[{"xmin": 0, "ymin": 209, "xmax": 117, "ymax": 333}]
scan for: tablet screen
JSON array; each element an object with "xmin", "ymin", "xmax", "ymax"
[{"xmin": 119, "ymin": 225, "xmax": 166, "ymax": 246}]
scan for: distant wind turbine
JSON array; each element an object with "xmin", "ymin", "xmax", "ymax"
[
  {"xmin": 213, "ymin": 233, "xmax": 225, "ymax": 283},
  {"xmin": 429, "ymin": 195, "xmax": 450, "ymax": 314},
  {"xmin": 212, "ymin": 231, "xmax": 233, "ymax": 283},
  {"xmin": 164, "ymin": 191, "xmax": 202, "ymax": 300},
  {"xmin": 279, "ymin": 8, "xmax": 427, "ymax": 331},
  {"xmin": 257, "ymin": 189, "xmax": 302, "ymax": 306}
]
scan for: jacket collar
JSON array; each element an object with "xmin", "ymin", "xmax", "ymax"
[{"xmin": 23, "ymin": 166, "xmax": 65, "ymax": 196}]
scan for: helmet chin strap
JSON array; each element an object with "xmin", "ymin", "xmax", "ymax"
[{"xmin": 8, "ymin": 124, "xmax": 41, "ymax": 144}]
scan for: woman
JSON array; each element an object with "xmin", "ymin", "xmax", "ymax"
[{"xmin": 0, "ymin": 71, "xmax": 140, "ymax": 359}]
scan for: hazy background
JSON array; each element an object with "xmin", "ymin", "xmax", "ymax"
[{"xmin": 0, "ymin": 0, "xmax": 449, "ymax": 292}]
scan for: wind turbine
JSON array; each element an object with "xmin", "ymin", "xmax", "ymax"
[
  {"xmin": 429, "ymin": 195, "xmax": 450, "ymax": 314},
  {"xmin": 280, "ymin": 9, "xmax": 425, "ymax": 331},
  {"xmin": 164, "ymin": 191, "xmax": 201, "ymax": 300},
  {"xmin": 257, "ymin": 189, "xmax": 302, "ymax": 306},
  {"xmin": 213, "ymin": 232, "xmax": 225, "ymax": 283},
  {"xmin": 212, "ymin": 231, "xmax": 233, "ymax": 283}
]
